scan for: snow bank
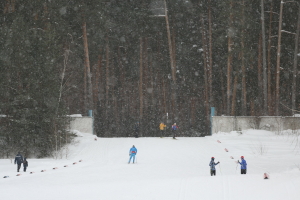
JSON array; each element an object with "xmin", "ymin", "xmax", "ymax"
[{"xmin": 1, "ymin": 130, "xmax": 300, "ymax": 200}]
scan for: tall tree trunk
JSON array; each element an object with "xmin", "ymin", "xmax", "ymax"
[
  {"xmin": 139, "ymin": 37, "xmax": 144, "ymax": 123},
  {"xmin": 261, "ymin": 0, "xmax": 268, "ymax": 115},
  {"xmin": 220, "ymin": 69, "xmax": 226, "ymax": 114},
  {"xmin": 92, "ymin": 63, "xmax": 98, "ymax": 111},
  {"xmin": 105, "ymin": 36, "xmax": 110, "ymax": 117},
  {"xmin": 208, "ymin": 0, "xmax": 213, "ymax": 106},
  {"xmin": 267, "ymin": 0, "xmax": 273, "ymax": 115},
  {"xmin": 164, "ymin": 0, "xmax": 177, "ymax": 121},
  {"xmin": 231, "ymin": 75, "xmax": 238, "ymax": 116},
  {"xmin": 201, "ymin": 13, "xmax": 209, "ymax": 131},
  {"xmin": 275, "ymin": 1, "xmax": 284, "ymax": 116},
  {"xmin": 258, "ymin": 33, "xmax": 263, "ymax": 115},
  {"xmin": 292, "ymin": 3, "xmax": 300, "ymax": 114},
  {"xmin": 82, "ymin": 20, "xmax": 93, "ymax": 111},
  {"xmin": 227, "ymin": 0, "xmax": 233, "ymax": 115},
  {"xmin": 111, "ymin": 57, "xmax": 118, "ymax": 134},
  {"xmin": 143, "ymin": 38, "xmax": 148, "ymax": 124},
  {"xmin": 241, "ymin": 0, "xmax": 247, "ymax": 116},
  {"xmin": 96, "ymin": 53, "xmax": 102, "ymax": 104},
  {"xmin": 83, "ymin": 56, "xmax": 87, "ymax": 112}
]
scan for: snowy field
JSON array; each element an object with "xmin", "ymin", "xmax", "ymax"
[{"xmin": 1, "ymin": 129, "xmax": 300, "ymax": 200}]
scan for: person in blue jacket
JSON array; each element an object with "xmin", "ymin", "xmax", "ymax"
[
  {"xmin": 238, "ymin": 156, "xmax": 247, "ymax": 174},
  {"xmin": 171, "ymin": 123, "xmax": 179, "ymax": 139},
  {"xmin": 128, "ymin": 145, "xmax": 137, "ymax": 164},
  {"xmin": 23, "ymin": 158, "xmax": 28, "ymax": 172},
  {"xmin": 209, "ymin": 157, "xmax": 220, "ymax": 176},
  {"xmin": 14, "ymin": 152, "xmax": 23, "ymax": 172}
]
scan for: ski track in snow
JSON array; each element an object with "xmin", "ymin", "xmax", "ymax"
[{"xmin": 1, "ymin": 130, "xmax": 300, "ymax": 200}]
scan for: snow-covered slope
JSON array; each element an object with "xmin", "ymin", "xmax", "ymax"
[{"xmin": 1, "ymin": 130, "xmax": 300, "ymax": 200}]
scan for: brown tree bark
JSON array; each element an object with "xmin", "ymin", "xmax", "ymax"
[
  {"xmin": 231, "ymin": 75, "xmax": 238, "ymax": 116},
  {"xmin": 261, "ymin": 0, "xmax": 268, "ymax": 115},
  {"xmin": 208, "ymin": 0, "xmax": 213, "ymax": 107},
  {"xmin": 139, "ymin": 37, "xmax": 144, "ymax": 122},
  {"xmin": 82, "ymin": 20, "xmax": 93, "ymax": 111},
  {"xmin": 267, "ymin": 0, "xmax": 274, "ymax": 115},
  {"xmin": 241, "ymin": 0, "xmax": 247, "ymax": 116},
  {"xmin": 227, "ymin": 0, "xmax": 234, "ymax": 115},
  {"xmin": 220, "ymin": 69, "xmax": 226, "ymax": 114},
  {"xmin": 200, "ymin": 13, "xmax": 210, "ymax": 130},
  {"xmin": 275, "ymin": 1, "xmax": 284, "ymax": 116},
  {"xmin": 105, "ymin": 36, "xmax": 110, "ymax": 117},
  {"xmin": 164, "ymin": 0, "xmax": 177, "ymax": 121},
  {"xmin": 258, "ymin": 33, "xmax": 263, "ymax": 115},
  {"xmin": 96, "ymin": 53, "xmax": 102, "ymax": 104},
  {"xmin": 292, "ymin": 3, "xmax": 300, "ymax": 113}
]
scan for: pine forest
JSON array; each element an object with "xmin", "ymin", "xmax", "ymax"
[{"xmin": 0, "ymin": 0, "xmax": 299, "ymax": 157}]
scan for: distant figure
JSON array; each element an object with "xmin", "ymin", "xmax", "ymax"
[
  {"xmin": 14, "ymin": 152, "xmax": 23, "ymax": 172},
  {"xmin": 159, "ymin": 122, "xmax": 166, "ymax": 137},
  {"xmin": 238, "ymin": 156, "xmax": 247, "ymax": 174},
  {"xmin": 171, "ymin": 123, "xmax": 179, "ymax": 139},
  {"xmin": 128, "ymin": 145, "xmax": 137, "ymax": 164},
  {"xmin": 264, "ymin": 173, "xmax": 269, "ymax": 179},
  {"xmin": 134, "ymin": 122, "xmax": 139, "ymax": 138},
  {"xmin": 23, "ymin": 158, "xmax": 28, "ymax": 172},
  {"xmin": 209, "ymin": 157, "xmax": 220, "ymax": 176}
]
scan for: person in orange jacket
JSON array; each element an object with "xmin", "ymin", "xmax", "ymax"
[{"xmin": 159, "ymin": 122, "xmax": 166, "ymax": 137}]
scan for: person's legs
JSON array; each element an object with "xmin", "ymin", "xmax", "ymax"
[
  {"xmin": 128, "ymin": 155, "xmax": 133, "ymax": 163},
  {"xmin": 17, "ymin": 164, "xmax": 21, "ymax": 172},
  {"xmin": 24, "ymin": 166, "xmax": 26, "ymax": 172},
  {"xmin": 133, "ymin": 155, "xmax": 135, "ymax": 163}
]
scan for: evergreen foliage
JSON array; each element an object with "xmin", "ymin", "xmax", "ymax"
[{"xmin": 0, "ymin": 0, "xmax": 299, "ymax": 144}]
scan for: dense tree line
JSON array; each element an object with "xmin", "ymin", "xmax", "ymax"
[{"xmin": 0, "ymin": 0, "xmax": 299, "ymax": 153}]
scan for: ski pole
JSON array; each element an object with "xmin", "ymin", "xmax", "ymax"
[{"xmin": 219, "ymin": 163, "xmax": 222, "ymax": 175}]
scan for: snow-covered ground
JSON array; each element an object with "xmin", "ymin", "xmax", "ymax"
[{"xmin": 1, "ymin": 129, "xmax": 300, "ymax": 200}]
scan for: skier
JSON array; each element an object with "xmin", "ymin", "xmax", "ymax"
[
  {"xmin": 209, "ymin": 157, "xmax": 220, "ymax": 176},
  {"xmin": 128, "ymin": 145, "xmax": 137, "ymax": 164},
  {"xmin": 238, "ymin": 156, "xmax": 247, "ymax": 174},
  {"xmin": 23, "ymin": 158, "xmax": 28, "ymax": 172},
  {"xmin": 171, "ymin": 123, "xmax": 179, "ymax": 139},
  {"xmin": 159, "ymin": 122, "xmax": 166, "ymax": 137},
  {"xmin": 14, "ymin": 152, "xmax": 23, "ymax": 172}
]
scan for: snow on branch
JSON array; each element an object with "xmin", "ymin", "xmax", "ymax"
[{"xmin": 281, "ymin": 30, "xmax": 296, "ymax": 35}]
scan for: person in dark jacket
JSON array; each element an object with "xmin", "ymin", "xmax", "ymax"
[
  {"xmin": 14, "ymin": 152, "xmax": 23, "ymax": 172},
  {"xmin": 171, "ymin": 123, "xmax": 179, "ymax": 139},
  {"xmin": 23, "ymin": 158, "xmax": 28, "ymax": 172},
  {"xmin": 128, "ymin": 145, "xmax": 137, "ymax": 164},
  {"xmin": 209, "ymin": 157, "xmax": 220, "ymax": 176},
  {"xmin": 238, "ymin": 156, "xmax": 247, "ymax": 174}
]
